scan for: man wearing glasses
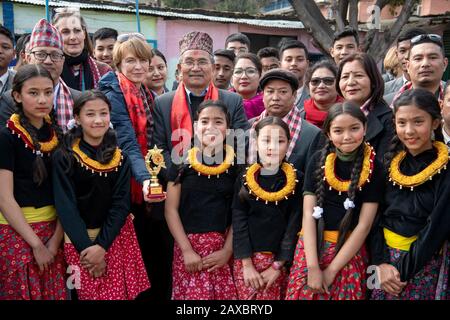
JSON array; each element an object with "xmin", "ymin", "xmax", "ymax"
[
  {"xmin": 0, "ymin": 19, "xmax": 80, "ymax": 130},
  {"xmin": 152, "ymin": 31, "xmax": 249, "ymax": 171},
  {"xmin": 390, "ymin": 33, "xmax": 448, "ymax": 107}
]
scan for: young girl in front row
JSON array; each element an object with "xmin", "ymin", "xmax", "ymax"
[
  {"xmin": 232, "ymin": 116, "xmax": 302, "ymax": 300},
  {"xmin": 0, "ymin": 65, "xmax": 66, "ymax": 299},
  {"xmin": 286, "ymin": 102, "xmax": 383, "ymax": 300},
  {"xmin": 165, "ymin": 100, "xmax": 237, "ymax": 300},
  {"xmin": 371, "ymin": 89, "xmax": 450, "ymax": 300},
  {"xmin": 52, "ymin": 90, "xmax": 150, "ymax": 300}
]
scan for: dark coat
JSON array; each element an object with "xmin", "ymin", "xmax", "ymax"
[
  {"xmin": 151, "ymin": 87, "xmax": 250, "ymax": 177},
  {"xmin": 366, "ymin": 101, "xmax": 394, "ymax": 162}
]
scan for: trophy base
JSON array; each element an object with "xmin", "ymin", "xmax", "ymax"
[{"xmin": 148, "ymin": 186, "xmax": 166, "ymax": 200}]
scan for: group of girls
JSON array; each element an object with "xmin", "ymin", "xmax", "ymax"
[
  {"xmin": 0, "ymin": 65, "xmax": 148, "ymax": 300},
  {"xmin": 164, "ymin": 89, "xmax": 449, "ymax": 301},
  {"xmin": 0, "ymin": 64, "xmax": 449, "ymax": 300}
]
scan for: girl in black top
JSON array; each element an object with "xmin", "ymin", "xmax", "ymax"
[
  {"xmin": 371, "ymin": 89, "xmax": 450, "ymax": 300},
  {"xmin": 52, "ymin": 90, "xmax": 149, "ymax": 300},
  {"xmin": 165, "ymin": 100, "xmax": 238, "ymax": 300},
  {"xmin": 0, "ymin": 65, "xmax": 66, "ymax": 300},
  {"xmin": 286, "ymin": 102, "xmax": 383, "ymax": 300},
  {"xmin": 232, "ymin": 116, "xmax": 302, "ymax": 300}
]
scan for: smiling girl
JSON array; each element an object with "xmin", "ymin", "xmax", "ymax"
[
  {"xmin": 165, "ymin": 100, "xmax": 238, "ymax": 300},
  {"xmin": 286, "ymin": 102, "xmax": 383, "ymax": 300},
  {"xmin": 0, "ymin": 65, "xmax": 66, "ymax": 300},
  {"xmin": 52, "ymin": 90, "xmax": 149, "ymax": 300},
  {"xmin": 371, "ymin": 89, "xmax": 450, "ymax": 300}
]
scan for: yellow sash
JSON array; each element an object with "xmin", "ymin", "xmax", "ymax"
[
  {"xmin": 0, "ymin": 205, "xmax": 56, "ymax": 225},
  {"xmin": 64, "ymin": 228, "xmax": 100, "ymax": 244},
  {"xmin": 383, "ymin": 228, "xmax": 417, "ymax": 251},
  {"xmin": 298, "ymin": 230, "xmax": 340, "ymax": 244}
]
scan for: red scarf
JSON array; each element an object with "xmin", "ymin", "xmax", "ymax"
[
  {"xmin": 170, "ymin": 81, "xmax": 219, "ymax": 154},
  {"xmin": 304, "ymin": 96, "xmax": 344, "ymax": 128},
  {"xmin": 117, "ymin": 72, "xmax": 154, "ymax": 204}
]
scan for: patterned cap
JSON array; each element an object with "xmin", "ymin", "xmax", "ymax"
[
  {"xmin": 179, "ymin": 31, "xmax": 213, "ymax": 55},
  {"xmin": 28, "ymin": 19, "xmax": 63, "ymax": 52}
]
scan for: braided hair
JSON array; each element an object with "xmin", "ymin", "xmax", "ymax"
[
  {"xmin": 11, "ymin": 64, "xmax": 61, "ymax": 186},
  {"xmin": 57, "ymin": 90, "xmax": 117, "ymax": 173},
  {"xmin": 315, "ymin": 101, "xmax": 367, "ymax": 254},
  {"xmin": 385, "ymin": 89, "xmax": 444, "ymax": 168}
]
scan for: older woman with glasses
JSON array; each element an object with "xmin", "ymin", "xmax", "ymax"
[
  {"xmin": 52, "ymin": 8, "xmax": 111, "ymax": 91},
  {"xmin": 231, "ymin": 53, "xmax": 265, "ymax": 120},
  {"xmin": 301, "ymin": 60, "xmax": 343, "ymax": 129}
]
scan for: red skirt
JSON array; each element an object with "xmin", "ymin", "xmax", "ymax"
[
  {"xmin": 233, "ymin": 252, "xmax": 287, "ymax": 300},
  {"xmin": 0, "ymin": 221, "xmax": 67, "ymax": 300},
  {"xmin": 64, "ymin": 215, "xmax": 150, "ymax": 300},
  {"xmin": 285, "ymin": 236, "xmax": 367, "ymax": 300},
  {"xmin": 172, "ymin": 232, "xmax": 237, "ymax": 300}
]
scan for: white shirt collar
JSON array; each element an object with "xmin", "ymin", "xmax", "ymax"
[
  {"xmin": 443, "ymin": 126, "xmax": 450, "ymax": 145},
  {"xmin": 184, "ymin": 85, "xmax": 208, "ymax": 105},
  {"xmin": 0, "ymin": 70, "xmax": 10, "ymax": 93}
]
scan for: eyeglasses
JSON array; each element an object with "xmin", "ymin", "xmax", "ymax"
[
  {"xmin": 233, "ymin": 67, "xmax": 258, "ymax": 78},
  {"xmin": 117, "ymin": 33, "xmax": 146, "ymax": 44},
  {"xmin": 309, "ymin": 77, "xmax": 335, "ymax": 87},
  {"xmin": 181, "ymin": 59, "xmax": 211, "ymax": 68},
  {"xmin": 29, "ymin": 51, "xmax": 64, "ymax": 62},
  {"xmin": 410, "ymin": 34, "xmax": 443, "ymax": 46}
]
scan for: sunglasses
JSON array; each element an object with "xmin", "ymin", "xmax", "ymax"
[
  {"xmin": 117, "ymin": 33, "xmax": 146, "ymax": 44},
  {"xmin": 410, "ymin": 34, "xmax": 443, "ymax": 47},
  {"xmin": 309, "ymin": 77, "xmax": 335, "ymax": 87}
]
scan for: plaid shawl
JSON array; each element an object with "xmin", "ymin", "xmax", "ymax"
[
  {"xmin": 247, "ymin": 106, "xmax": 303, "ymax": 163},
  {"xmin": 55, "ymin": 79, "xmax": 75, "ymax": 133}
]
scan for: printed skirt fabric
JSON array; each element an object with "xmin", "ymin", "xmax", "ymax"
[
  {"xmin": 371, "ymin": 242, "xmax": 449, "ymax": 300},
  {"xmin": 172, "ymin": 231, "xmax": 237, "ymax": 300},
  {"xmin": 64, "ymin": 215, "xmax": 150, "ymax": 300},
  {"xmin": 0, "ymin": 221, "xmax": 67, "ymax": 300},
  {"xmin": 285, "ymin": 236, "xmax": 368, "ymax": 300},
  {"xmin": 233, "ymin": 252, "xmax": 288, "ymax": 300}
]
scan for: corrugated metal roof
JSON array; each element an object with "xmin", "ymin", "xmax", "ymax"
[{"xmin": 8, "ymin": 0, "xmax": 305, "ymax": 29}]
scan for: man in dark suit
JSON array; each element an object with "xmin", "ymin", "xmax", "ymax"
[
  {"xmin": 0, "ymin": 25, "xmax": 15, "ymax": 101},
  {"xmin": 384, "ymin": 28, "xmax": 427, "ymax": 104},
  {"xmin": 0, "ymin": 19, "xmax": 81, "ymax": 130},
  {"xmin": 152, "ymin": 31, "xmax": 249, "ymax": 172},
  {"xmin": 248, "ymin": 69, "xmax": 322, "ymax": 173}
]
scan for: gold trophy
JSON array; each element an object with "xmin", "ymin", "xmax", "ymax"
[{"xmin": 145, "ymin": 145, "xmax": 166, "ymax": 200}]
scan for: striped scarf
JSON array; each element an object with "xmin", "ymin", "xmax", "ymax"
[
  {"xmin": 55, "ymin": 79, "xmax": 75, "ymax": 133},
  {"xmin": 247, "ymin": 106, "xmax": 303, "ymax": 163}
]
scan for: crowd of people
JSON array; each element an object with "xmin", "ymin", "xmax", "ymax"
[{"xmin": 0, "ymin": 8, "xmax": 449, "ymax": 301}]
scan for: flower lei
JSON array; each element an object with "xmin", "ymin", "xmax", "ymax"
[
  {"xmin": 324, "ymin": 143, "xmax": 375, "ymax": 195},
  {"xmin": 6, "ymin": 113, "xmax": 58, "ymax": 156},
  {"xmin": 187, "ymin": 145, "xmax": 235, "ymax": 178},
  {"xmin": 72, "ymin": 138, "xmax": 123, "ymax": 176},
  {"xmin": 244, "ymin": 162, "xmax": 298, "ymax": 205},
  {"xmin": 389, "ymin": 141, "xmax": 448, "ymax": 191}
]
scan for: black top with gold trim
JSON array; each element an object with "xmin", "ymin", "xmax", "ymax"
[
  {"xmin": 370, "ymin": 144, "xmax": 450, "ymax": 281},
  {"xmin": 52, "ymin": 138, "xmax": 131, "ymax": 252}
]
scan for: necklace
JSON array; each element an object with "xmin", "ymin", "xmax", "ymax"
[
  {"xmin": 324, "ymin": 143, "xmax": 375, "ymax": 194},
  {"xmin": 244, "ymin": 162, "xmax": 298, "ymax": 205},
  {"xmin": 72, "ymin": 138, "xmax": 123, "ymax": 176},
  {"xmin": 7, "ymin": 113, "xmax": 58, "ymax": 156},
  {"xmin": 187, "ymin": 145, "xmax": 235, "ymax": 178},
  {"xmin": 389, "ymin": 141, "xmax": 448, "ymax": 191}
]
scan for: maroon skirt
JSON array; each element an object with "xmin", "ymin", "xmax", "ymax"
[
  {"xmin": 0, "ymin": 221, "xmax": 67, "ymax": 300},
  {"xmin": 64, "ymin": 215, "xmax": 150, "ymax": 300},
  {"xmin": 172, "ymin": 232, "xmax": 237, "ymax": 300}
]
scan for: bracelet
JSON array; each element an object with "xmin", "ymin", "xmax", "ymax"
[{"xmin": 271, "ymin": 261, "xmax": 283, "ymax": 271}]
